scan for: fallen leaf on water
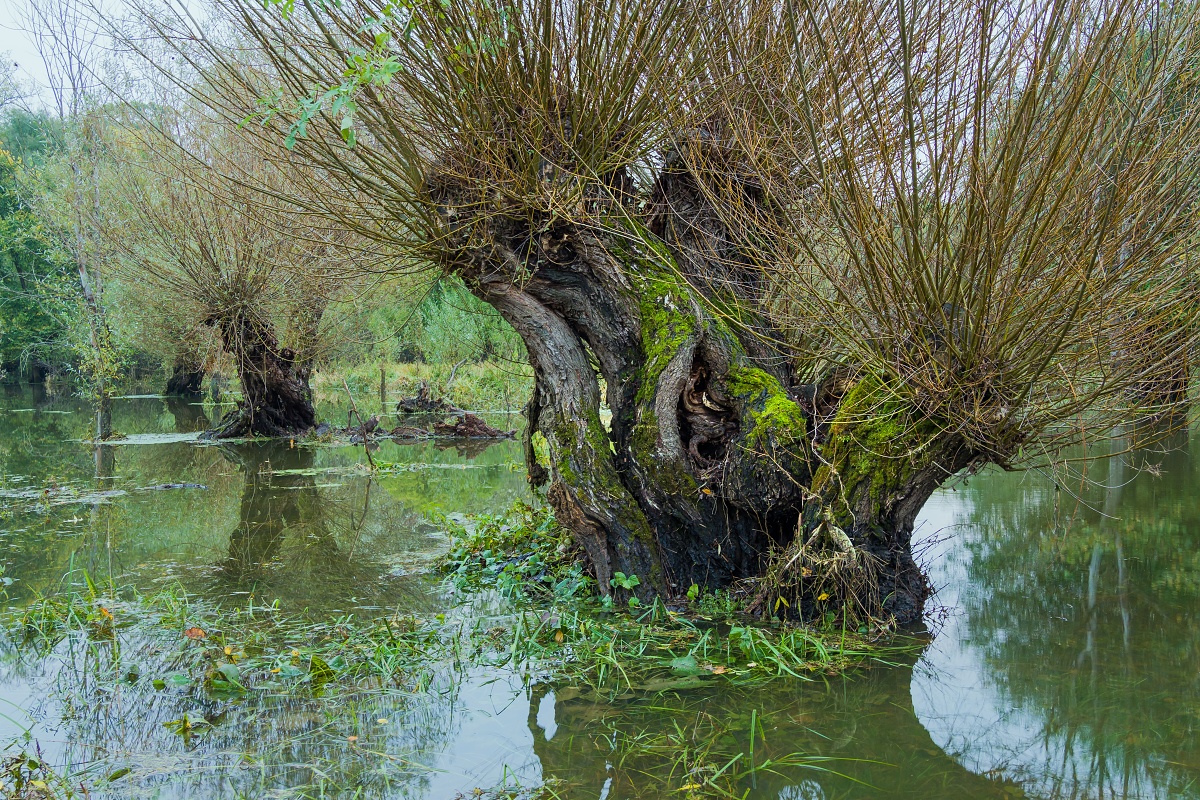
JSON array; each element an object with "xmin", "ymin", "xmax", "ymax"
[
  {"xmin": 376, "ymin": 719, "xmax": 389, "ymax": 725},
  {"xmin": 184, "ymin": 627, "xmax": 206, "ymax": 640}
]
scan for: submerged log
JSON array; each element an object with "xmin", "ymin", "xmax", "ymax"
[
  {"xmin": 389, "ymin": 424, "xmax": 434, "ymax": 440},
  {"xmin": 433, "ymin": 412, "xmax": 515, "ymax": 439},
  {"xmin": 384, "ymin": 413, "xmax": 514, "ymax": 440},
  {"xmin": 396, "ymin": 380, "xmax": 460, "ymax": 414}
]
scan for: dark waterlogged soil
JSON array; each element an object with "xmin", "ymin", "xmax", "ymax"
[{"xmin": 1, "ymin": 382, "xmax": 1198, "ymax": 799}]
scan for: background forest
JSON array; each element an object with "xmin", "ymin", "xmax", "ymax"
[{"xmin": 0, "ymin": 52, "xmax": 530, "ymax": 412}]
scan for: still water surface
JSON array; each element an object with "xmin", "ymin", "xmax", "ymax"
[{"xmin": 0, "ymin": 384, "xmax": 1197, "ymax": 798}]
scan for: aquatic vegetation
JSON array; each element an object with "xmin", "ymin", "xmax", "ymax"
[
  {"xmin": 440, "ymin": 503, "xmax": 590, "ymax": 602},
  {"xmin": 1, "ymin": 572, "xmax": 464, "ymax": 797},
  {"xmin": 12, "ymin": 575, "xmax": 446, "ymax": 700},
  {"xmin": 0, "ymin": 501, "xmax": 914, "ymax": 799},
  {"xmin": 1, "ymin": 746, "xmax": 90, "ymax": 800},
  {"xmin": 443, "ymin": 504, "xmax": 919, "ymax": 696},
  {"xmin": 601, "ymin": 707, "xmax": 871, "ymax": 799}
]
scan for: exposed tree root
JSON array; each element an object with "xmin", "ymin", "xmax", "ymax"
[{"xmin": 747, "ymin": 507, "xmax": 884, "ymax": 624}]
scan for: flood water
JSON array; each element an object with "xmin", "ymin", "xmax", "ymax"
[{"xmin": 1, "ymin": 384, "xmax": 1197, "ymax": 799}]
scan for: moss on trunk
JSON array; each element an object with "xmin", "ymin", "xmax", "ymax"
[{"xmin": 449, "ymin": 207, "xmax": 973, "ymax": 624}]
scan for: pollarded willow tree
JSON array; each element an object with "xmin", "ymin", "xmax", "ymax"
[
  {"xmin": 96, "ymin": 115, "xmax": 359, "ymax": 437},
  {"xmin": 126, "ymin": 0, "xmax": 1200, "ymax": 621}
]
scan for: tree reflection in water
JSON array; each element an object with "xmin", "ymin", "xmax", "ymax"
[
  {"xmin": 211, "ymin": 441, "xmax": 439, "ymax": 614},
  {"xmin": 931, "ymin": 426, "xmax": 1200, "ymax": 798},
  {"xmin": 523, "ymin": 643, "xmax": 1022, "ymax": 800},
  {"xmin": 164, "ymin": 395, "xmax": 211, "ymax": 433}
]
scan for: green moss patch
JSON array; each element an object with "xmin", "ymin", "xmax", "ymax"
[{"xmin": 727, "ymin": 366, "xmax": 808, "ymax": 449}]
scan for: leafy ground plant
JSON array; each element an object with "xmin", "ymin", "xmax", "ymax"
[
  {"xmin": 13, "ymin": 574, "xmax": 446, "ymax": 700},
  {"xmin": 442, "ymin": 504, "xmax": 920, "ymax": 697}
]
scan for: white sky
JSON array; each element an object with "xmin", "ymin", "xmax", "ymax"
[{"xmin": 0, "ymin": 0, "xmax": 52, "ymax": 105}]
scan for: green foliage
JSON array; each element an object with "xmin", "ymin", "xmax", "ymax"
[
  {"xmin": 0, "ymin": 133, "xmax": 78, "ymax": 375},
  {"xmin": 331, "ymin": 275, "xmax": 524, "ymax": 367},
  {"xmin": 416, "ymin": 279, "xmax": 524, "ymax": 364},
  {"xmin": 440, "ymin": 502, "xmax": 593, "ymax": 602},
  {"xmin": 0, "ymin": 109, "xmax": 60, "ymax": 164},
  {"xmin": 610, "ymin": 571, "xmax": 640, "ymax": 591},
  {"xmin": 0, "ymin": 110, "xmax": 143, "ymax": 391}
]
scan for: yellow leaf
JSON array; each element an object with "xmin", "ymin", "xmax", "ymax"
[
  {"xmin": 224, "ymin": 646, "xmax": 233, "ymax": 655},
  {"xmin": 98, "ymin": 606, "xmax": 113, "ymax": 620},
  {"xmin": 817, "ymin": 592, "xmax": 830, "ymax": 601},
  {"xmin": 554, "ymin": 630, "xmax": 564, "ymax": 643}
]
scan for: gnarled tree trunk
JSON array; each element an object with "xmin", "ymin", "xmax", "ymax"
[
  {"xmin": 201, "ymin": 311, "xmax": 316, "ymax": 440},
  {"xmin": 439, "ymin": 163, "xmax": 977, "ymax": 624},
  {"xmin": 164, "ymin": 357, "xmax": 206, "ymax": 396}
]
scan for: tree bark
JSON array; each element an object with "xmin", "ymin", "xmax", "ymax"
[
  {"xmin": 201, "ymin": 312, "xmax": 316, "ymax": 440},
  {"xmin": 164, "ymin": 357, "xmax": 206, "ymax": 396},
  {"xmin": 435, "ymin": 159, "xmax": 979, "ymax": 624}
]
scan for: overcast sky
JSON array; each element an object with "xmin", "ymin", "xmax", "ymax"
[
  {"xmin": 1, "ymin": 0, "xmax": 158, "ymax": 109},
  {"xmin": 0, "ymin": 1, "xmax": 52, "ymax": 105}
]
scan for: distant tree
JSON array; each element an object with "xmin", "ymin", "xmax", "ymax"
[
  {"xmin": 0, "ymin": 51, "xmax": 32, "ymax": 114},
  {"xmin": 21, "ymin": 0, "xmax": 120, "ymax": 437},
  {"xmin": 127, "ymin": 0, "xmax": 1200, "ymax": 620},
  {"xmin": 95, "ymin": 114, "xmax": 360, "ymax": 437}
]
